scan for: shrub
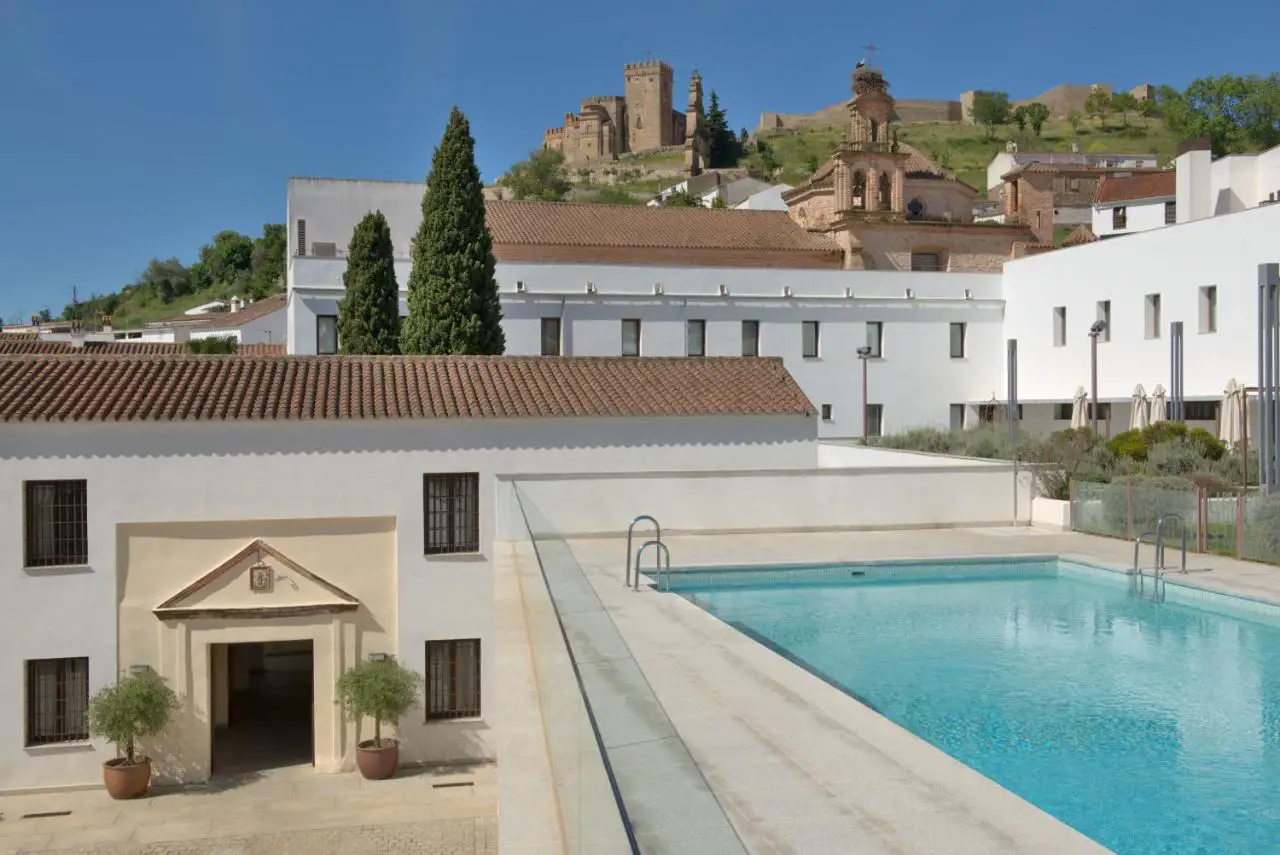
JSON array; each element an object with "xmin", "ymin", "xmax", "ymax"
[
  {"xmin": 1141, "ymin": 422, "xmax": 1187, "ymax": 446},
  {"xmin": 1106, "ymin": 429, "xmax": 1149, "ymax": 460},
  {"xmin": 872, "ymin": 427, "xmax": 959, "ymax": 454},
  {"xmin": 335, "ymin": 657, "xmax": 421, "ymax": 748},
  {"xmin": 87, "ymin": 670, "xmax": 181, "ymax": 766},
  {"xmin": 185, "ymin": 335, "xmax": 238, "ymax": 354},
  {"xmin": 1185, "ymin": 427, "xmax": 1226, "ymax": 461},
  {"xmin": 962, "ymin": 427, "xmax": 1013, "ymax": 459},
  {"xmin": 1145, "ymin": 439, "xmax": 1211, "ymax": 477},
  {"xmin": 1244, "ymin": 496, "xmax": 1280, "ymax": 563}
]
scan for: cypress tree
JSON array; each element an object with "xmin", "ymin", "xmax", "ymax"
[
  {"xmin": 400, "ymin": 107, "xmax": 505, "ymax": 355},
  {"xmin": 337, "ymin": 211, "xmax": 400, "ymax": 354}
]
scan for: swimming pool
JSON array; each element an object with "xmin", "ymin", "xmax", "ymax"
[{"xmin": 664, "ymin": 558, "xmax": 1280, "ymax": 855}]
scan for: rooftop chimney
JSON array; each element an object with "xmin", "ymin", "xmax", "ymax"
[{"xmin": 1175, "ymin": 138, "xmax": 1213, "ymax": 225}]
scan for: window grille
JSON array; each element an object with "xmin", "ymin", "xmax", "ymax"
[
  {"xmin": 26, "ymin": 658, "xmax": 89, "ymax": 746},
  {"xmin": 424, "ymin": 474, "xmax": 480, "ymax": 555},
  {"xmin": 24, "ymin": 480, "xmax": 87, "ymax": 567},
  {"xmin": 426, "ymin": 639, "xmax": 481, "ymax": 720}
]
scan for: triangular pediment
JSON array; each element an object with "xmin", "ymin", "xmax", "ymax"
[{"xmin": 154, "ymin": 540, "xmax": 359, "ymax": 619}]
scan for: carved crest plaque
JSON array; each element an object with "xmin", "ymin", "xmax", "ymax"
[{"xmin": 249, "ymin": 561, "xmax": 274, "ymax": 593}]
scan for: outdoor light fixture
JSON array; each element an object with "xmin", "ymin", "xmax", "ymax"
[
  {"xmin": 857, "ymin": 346, "xmax": 874, "ymax": 444},
  {"xmin": 367, "ymin": 652, "xmax": 389, "ymax": 662},
  {"xmin": 129, "ymin": 664, "xmax": 151, "ymax": 675},
  {"xmin": 1089, "ymin": 320, "xmax": 1107, "ymax": 336}
]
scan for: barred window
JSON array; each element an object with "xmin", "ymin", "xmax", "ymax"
[
  {"xmin": 26, "ymin": 657, "xmax": 89, "ymax": 745},
  {"xmin": 424, "ymin": 474, "xmax": 479, "ymax": 555},
  {"xmin": 24, "ymin": 480, "xmax": 88, "ymax": 567},
  {"xmin": 426, "ymin": 639, "xmax": 481, "ymax": 720}
]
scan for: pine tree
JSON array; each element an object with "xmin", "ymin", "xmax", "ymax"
[
  {"xmin": 337, "ymin": 210, "xmax": 400, "ymax": 354},
  {"xmin": 706, "ymin": 91, "xmax": 738, "ymax": 168},
  {"xmin": 400, "ymin": 107, "xmax": 505, "ymax": 355}
]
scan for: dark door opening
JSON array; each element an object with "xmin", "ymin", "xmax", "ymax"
[{"xmin": 211, "ymin": 640, "xmax": 314, "ymax": 776}]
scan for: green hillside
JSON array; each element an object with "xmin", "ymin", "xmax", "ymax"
[{"xmin": 743, "ymin": 118, "xmax": 1181, "ymax": 192}]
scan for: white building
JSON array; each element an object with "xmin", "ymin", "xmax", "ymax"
[
  {"xmin": 1091, "ymin": 170, "xmax": 1177, "ymax": 238},
  {"xmin": 733, "ymin": 183, "xmax": 792, "ymax": 210},
  {"xmin": 0, "ymin": 353, "xmax": 815, "ymax": 791},
  {"xmin": 986, "ymin": 150, "xmax": 1160, "ymax": 195}
]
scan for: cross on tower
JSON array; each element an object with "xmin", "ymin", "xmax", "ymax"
[{"xmin": 862, "ymin": 42, "xmax": 879, "ymax": 66}]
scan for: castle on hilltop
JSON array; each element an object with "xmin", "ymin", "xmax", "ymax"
[{"xmin": 542, "ymin": 60, "xmax": 709, "ymax": 174}]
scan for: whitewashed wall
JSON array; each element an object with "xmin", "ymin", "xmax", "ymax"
[
  {"xmin": 498, "ymin": 465, "xmax": 1032, "ymax": 543},
  {"xmin": 0, "ymin": 415, "xmax": 813, "ymax": 790},
  {"xmin": 190, "ymin": 309, "xmax": 287, "ymax": 347},
  {"xmin": 1092, "ymin": 197, "xmax": 1170, "ymax": 238},
  {"xmin": 1004, "ymin": 202, "xmax": 1280, "ymax": 405},
  {"xmin": 291, "ymin": 260, "xmax": 1004, "ymax": 440}
]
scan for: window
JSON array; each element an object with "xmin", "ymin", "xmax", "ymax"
[
  {"xmin": 311, "ymin": 241, "xmax": 337, "ymax": 258},
  {"xmin": 686, "ymin": 320, "xmax": 706, "ymax": 357},
  {"xmin": 1053, "ymin": 306, "xmax": 1067, "ymax": 347},
  {"xmin": 1096, "ymin": 301, "xmax": 1111, "ymax": 342},
  {"xmin": 1087, "ymin": 402, "xmax": 1112, "ymax": 420},
  {"xmin": 950, "ymin": 404, "xmax": 966, "ymax": 431},
  {"xmin": 1199, "ymin": 286, "xmax": 1218, "ymax": 333},
  {"xmin": 24, "ymin": 480, "xmax": 87, "ymax": 568},
  {"xmin": 911, "ymin": 251, "xmax": 941, "ymax": 272},
  {"xmin": 1036, "ymin": 211, "xmax": 1043, "ymax": 230},
  {"xmin": 802, "ymin": 321, "xmax": 820, "ymax": 358},
  {"xmin": 865, "ymin": 404, "xmax": 883, "ymax": 438},
  {"xmin": 425, "ymin": 640, "xmax": 481, "ymax": 720},
  {"xmin": 1112, "ymin": 206, "xmax": 1127, "ymax": 230},
  {"xmin": 1054, "ymin": 403, "xmax": 1074, "ymax": 421},
  {"xmin": 1184, "ymin": 401, "xmax": 1219, "ymax": 421},
  {"xmin": 621, "ymin": 319, "xmax": 641, "ymax": 357},
  {"xmin": 1068, "ymin": 178, "xmax": 1081, "ymax": 192},
  {"xmin": 741, "ymin": 320, "xmax": 760, "ymax": 357},
  {"xmin": 26, "ymin": 657, "xmax": 89, "ymax": 745},
  {"xmin": 540, "ymin": 318, "xmax": 561, "ymax": 356},
  {"xmin": 866, "ymin": 321, "xmax": 883, "ymax": 358},
  {"xmin": 424, "ymin": 474, "xmax": 479, "ymax": 555},
  {"xmin": 296, "ymin": 219, "xmax": 307, "ymax": 256},
  {"xmin": 1144, "ymin": 294, "xmax": 1161, "ymax": 339},
  {"xmin": 821, "ymin": 404, "xmax": 833, "ymax": 421},
  {"xmin": 949, "ymin": 322, "xmax": 966, "ymax": 359},
  {"xmin": 316, "ymin": 315, "xmax": 338, "ymax": 355},
  {"xmin": 1165, "ymin": 200, "xmax": 1177, "ymax": 224}
]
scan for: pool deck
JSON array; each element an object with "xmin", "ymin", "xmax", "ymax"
[{"xmin": 565, "ymin": 526, "xmax": 1280, "ymax": 855}]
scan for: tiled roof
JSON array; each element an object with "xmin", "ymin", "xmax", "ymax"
[
  {"xmin": 1062, "ymin": 225, "xmax": 1099, "ymax": 246},
  {"xmin": 1092, "ymin": 170, "xmax": 1176, "ymax": 204},
  {"xmin": 0, "ymin": 338, "xmax": 284, "ymax": 356},
  {"xmin": 192, "ymin": 294, "xmax": 287, "ymax": 330},
  {"xmin": 0, "ymin": 355, "xmax": 816, "ymax": 423},
  {"xmin": 484, "ymin": 200, "xmax": 838, "ymax": 254}
]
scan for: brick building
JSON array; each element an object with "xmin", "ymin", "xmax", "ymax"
[{"xmin": 1001, "ymin": 162, "xmax": 1165, "ymax": 244}]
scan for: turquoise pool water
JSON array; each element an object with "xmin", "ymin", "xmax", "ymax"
[{"xmin": 667, "ymin": 559, "xmax": 1280, "ymax": 855}]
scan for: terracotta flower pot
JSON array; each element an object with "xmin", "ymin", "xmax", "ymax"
[
  {"xmin": 355, "ymin": 740, "xmax": 399, "ymax": 780},
  {"xmin": 103, "ymin": 757, "xmax": 152, "ymax": 800}
]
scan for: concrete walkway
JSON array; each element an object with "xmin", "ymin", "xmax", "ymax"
[
  {"xmin": 0, "ymin": 762, "xmax": 495, "ymax": 855},
  {"xmin": 566, "ymin": 527, "xmax": 1280, "ymax": 854}
]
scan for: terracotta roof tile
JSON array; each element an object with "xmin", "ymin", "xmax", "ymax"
[
  {"xmin": 191, "ymin": 294, "xmax": 287, "ymax": 330},
  {"xmin": 0, "ymin": 338, "xmax": 284, "ymax": 356},
  {"xmin": 1062, "ymin": 225, "xmax": 1099, "ymax": 246},
  {"xmin": 1092, "ymin": 171, "xmax": 1176, "ymax": 204},
  {"xmin": 485, "ymin": 200, "xmax": 837, "ymax": 255},
  {"xmin": 0, "ymin": 355, "xmax": 816, "ymax": 423}
]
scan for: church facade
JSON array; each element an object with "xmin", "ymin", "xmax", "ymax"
[{"xmin": 783, "ymin": 66, "xmax": 1033, "ymax": 272}]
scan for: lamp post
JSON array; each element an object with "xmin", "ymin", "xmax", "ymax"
[
  {"xmin": 1088, "ymin": 320, "xmax": 1107, "ymax": 434},
  {"xmin": 857, "ymin": 345, "xmax": 873, "ymax": 443}
]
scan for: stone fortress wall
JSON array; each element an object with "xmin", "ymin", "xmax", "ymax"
[{"xmin": 760, "ymin": 82, "xmax": 1152, "ymax": 132}]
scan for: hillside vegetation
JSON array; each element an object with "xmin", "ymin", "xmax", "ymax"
[{"xmin": 743, "ymin": 118, "xmax": 1182, "ymax": 192}]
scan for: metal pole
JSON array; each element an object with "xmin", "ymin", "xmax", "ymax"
[
  {"xmin": 1008, "ymin": 339, "xmax": 1019, "ymax": 527},
  {"xmin": 1091, "ymin": 333, "xmax": 1099, "ymax": 434},
  {"xmin": 861, "ymin": 356, "xmax": 869, "ymax": 444},
  {"xmin": 1264, "ymin": 263, "xmax": 1280, "ymax": 493},
  {"xmin": 1170, "ymin": 321, "xmax": 1185, "ymax": 423},
  {"xmin": 1259, "ymin": 281, "xmax": 1269, "ymax": 491}
]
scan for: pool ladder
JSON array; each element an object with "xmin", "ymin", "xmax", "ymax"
[
  {"xmin": 1132, "ymin": 513, "xmax": 1188, "ymax": 600},
  {"xmin": 625, "ymin": 515, "xmax": 671, "ymax": 592}
]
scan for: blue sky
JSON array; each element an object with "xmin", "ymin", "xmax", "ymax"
[{"xmin": 2, "ymin": 0, "xmax": 1276, "ymax": 320}]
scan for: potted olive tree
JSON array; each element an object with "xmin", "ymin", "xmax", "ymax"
[
  {"xmin": 335, "ymin": 656, "xmax": 421, "ymax": 780},
  {"xmin": 86, "ymin": 669, "xmax": 180, "ymax": 799}
]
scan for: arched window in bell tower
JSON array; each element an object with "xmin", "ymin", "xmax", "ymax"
[
  {"xmin": 878, "ymin": 172, "xmax": 892, "ymax": 211},
  {"xmin": 852, "ymin": 171, "xmax": 867, "ymax": 210},
  {"xmin": 869, "ymin": 119, "xmax": 879, "ymax": 143}
]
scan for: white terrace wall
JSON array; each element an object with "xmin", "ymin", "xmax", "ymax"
[{"xmin": 497, "ymin": 465, "xmax": 1032, "ymax": 543}]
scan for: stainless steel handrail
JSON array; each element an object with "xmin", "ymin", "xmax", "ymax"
[
  {"xmin": 625, "ymin": 515, "xmax": 660, "ymax": 587},
  {"xmin": 1155, "ymin": 513, "xmax": 1188, "ymax": 576},
  {"xmin": 1133, "ymin": 531, "xmax": 1158, "ymax": 576},
  {"xmin": 634, "ymin": 540, "xmax": 670, "ymax": 592}
]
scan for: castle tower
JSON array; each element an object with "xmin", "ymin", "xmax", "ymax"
[
  {"xmin": 623, "ymin": 60, "xmax": 674, "ymax": 151},
  {"xmin": 684, "ymin": 70, "xmax": 709, "ymax": 175}
]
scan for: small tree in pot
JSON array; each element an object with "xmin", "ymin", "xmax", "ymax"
[
  {"xmin": 87, "ymin": 670, "xmax": 181, "ymax": 799},
  {"xmin": 336, "ymin": 656, "xmax": 421, "ymax": 780}
]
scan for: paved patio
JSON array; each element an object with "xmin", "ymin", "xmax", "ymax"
[
  {"xmin": 0, "ymin": 762, "xmax": 495, "ymax": 855},
  {"xmin": 562, "ymin": 526, "xmax": 1280, "ymax": 855}
]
